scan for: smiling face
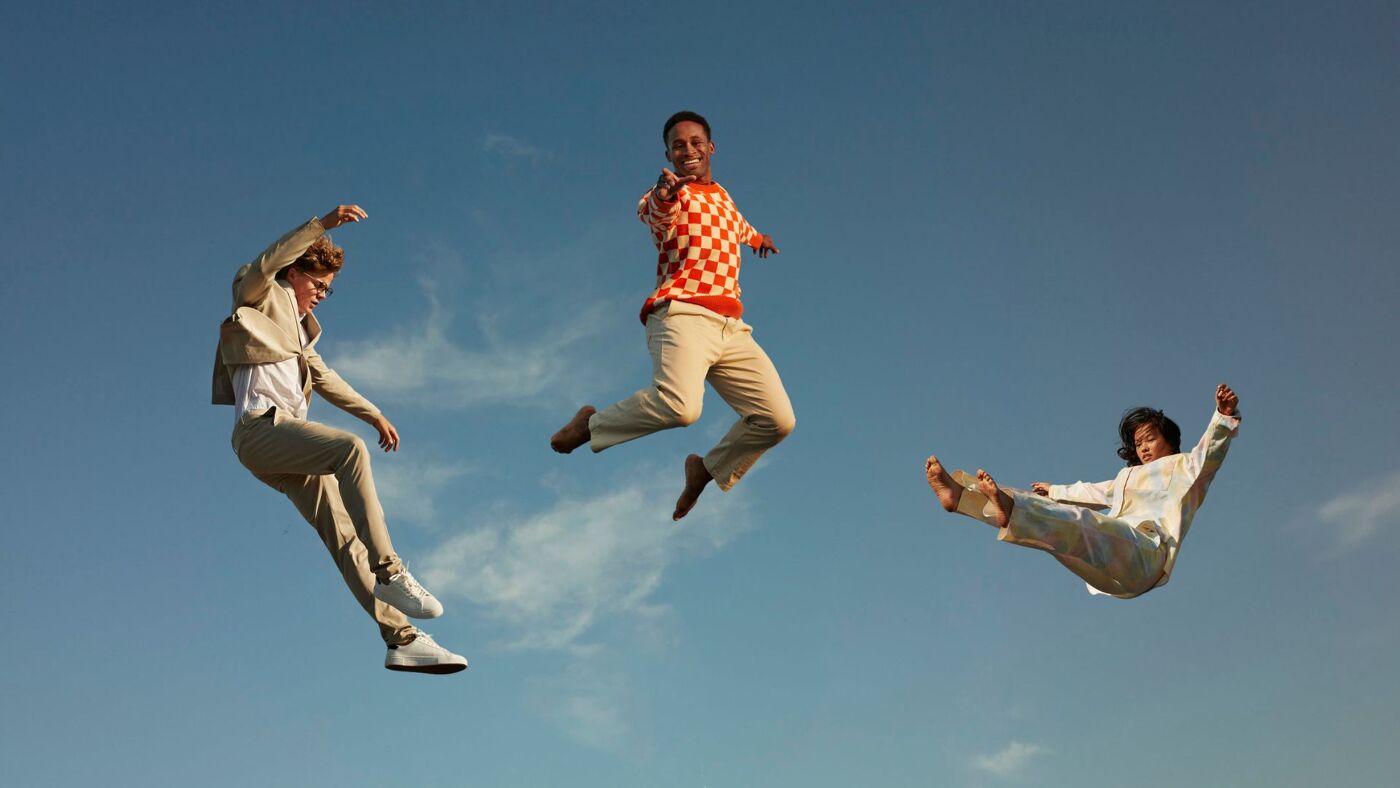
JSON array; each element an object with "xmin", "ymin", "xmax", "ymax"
[
  {"xmin": 665, "ymin": 120, "xmax": 715, "ymax": 183},
  {"xmin": 1133, "ymin": 422, "xmax": 1177, "ymax": 464},
  {"xmin": 288, "ymin": 267, "xmax": 335, "ymax": 316}
]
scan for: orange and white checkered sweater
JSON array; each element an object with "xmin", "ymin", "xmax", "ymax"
[{"xmin": 636, "ymin": 181, "xmax": 765, "ymax": 324}]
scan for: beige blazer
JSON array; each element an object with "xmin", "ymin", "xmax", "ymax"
[{"xmin": 210, "ymin": 217, "xmax": 380, "ymax": 424}]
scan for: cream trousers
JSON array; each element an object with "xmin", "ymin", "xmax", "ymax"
[
  {"xmin": 233, "ymin": 409, "xmax": 414, "ymax": 645},
  {"xmin": 589, "ymin": 300, "xmax": 796, "ymax": 491}
]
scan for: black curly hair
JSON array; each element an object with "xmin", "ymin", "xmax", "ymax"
[{"xmin": 1117, "ymin": 407, "xmax": 1181, "ymax": 466}]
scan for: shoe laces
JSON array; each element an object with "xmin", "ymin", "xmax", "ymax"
[{"xmin": 393, "ymin": 569, "xmax": 428, "ymax": 600}]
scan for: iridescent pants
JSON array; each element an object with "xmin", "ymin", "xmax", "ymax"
[{"xmin": 954, "ymin": 476, "xmax": 1168, "ymax": 599}]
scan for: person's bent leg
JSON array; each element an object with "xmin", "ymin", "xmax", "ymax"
[
  {"xmin": 588, "ymin": 302, "xmax": 720, "ymax": 452},
  {"xmin": 701, "ymin": 325, "xmax": 795, "ymax": 491},
  {"xmin": 235, "ymin": 415, "xmax": 402, "ymax": 582},
  {"xmin": 998, "ymin": 493, "xmax": 1167, "ymax": 596},
  {"xmin": 256, "ymin": 471, "xmax": 416, "ymax": 646}
]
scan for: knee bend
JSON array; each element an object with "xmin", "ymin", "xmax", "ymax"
[
  {"xmin": 670, "ymin": 403, "xmax": 703, "ymax": 428},
  {"xmin": 752, "ymin": 409, "xmax": 796, "ymax": 441},
  {"xmin": 339, "ymin": 435, "xmax": 371, "ymax": 465},
  {"xmin": 772, "ymin": 411, "xmax": 796, "ymax": 440},
  {"xmin": 658, "ymin": 391, "xmax": 703, "ymax": 428}
]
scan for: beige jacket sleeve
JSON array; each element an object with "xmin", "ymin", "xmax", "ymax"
[
  {"xmin": 304, "ymin": 344, "xmax": 382, "ymax": 424},
  {"xmin": 233, "ymin": 217, "xmax": 326, "ymax": 309}
]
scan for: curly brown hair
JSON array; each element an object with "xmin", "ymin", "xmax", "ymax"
[{"xmin": 285, "ymin": 236, "xmax": 344, "ymax": 278}]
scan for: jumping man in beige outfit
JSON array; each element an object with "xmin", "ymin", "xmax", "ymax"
[{"xmin": 212, "ymin": 205, "xmax": 467, "ymax": 673}]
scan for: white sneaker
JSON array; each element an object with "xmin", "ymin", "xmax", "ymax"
[
  {"xmin": 384, "ymin": 631, "xmax": 468, "ymax": 674},
  {"xmin": 373, "ymin": 569, "xmax": 444, "ymax": 619}
]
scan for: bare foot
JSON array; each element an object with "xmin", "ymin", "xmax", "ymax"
[
  {"xmin": 924, "ymin": 455, "xmax": 963, "ymax": 512},
  {"xmin": 550, "ymin": 405, "xmax": 596, "ymax": 453},
  {"xmin": 975, "ymin": 469, "xmax": 1014, "ymax": 528},
  {"xmin": 673, "ymin": 454, "xmax": 713, "ymax": 521}
]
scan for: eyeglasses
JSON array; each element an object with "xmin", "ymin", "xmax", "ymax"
[{"xmin": 297, "ymin": 270, "xmax": 334, "ymax": 297}]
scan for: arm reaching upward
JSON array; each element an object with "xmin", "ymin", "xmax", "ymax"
[
  {"xmin": 1183, "ymin": 384, "xmax": 1242, "ymax": 481},
  {"xmin": 1216, "ymin": 383, "xmax": 1239, "ymax": 417},
  {"xmin": 233, "ymin": 219, "xmax": 324, "ymax": 308},
  {"xmin": 232, "ymin": 205, "xmax": 366, "ymax": 309},
  {"xmin": 320, "ymin": 204, "xmax": 367, "ymax": 231}
]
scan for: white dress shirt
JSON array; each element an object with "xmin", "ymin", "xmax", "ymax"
[{"xmin": 233, "ymin": 291, "xmax": 309, "ymax": 422}]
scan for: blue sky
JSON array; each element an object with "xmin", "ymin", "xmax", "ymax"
[{"xmin": 3, "ymin": 1, "xmax": 1398, "ymax": 785}]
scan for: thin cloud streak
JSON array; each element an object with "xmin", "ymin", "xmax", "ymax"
[
  {"xmin": 419, "ymin": 469, "xmax": 751, "ymax": 653},
  {"xmin": 971, "ymin": 741, "xmax": 1049, "ymax": 778},
  {"xmin": 329, "ymin": 280, "xmax": 610, "ymax": 410},
  {"xmin": 1317, "ymin": 469, "xmax": 1400, "ymax": 551},
  {"xmin": 373, "ymin": 457, "xmax": 471, "ymax": 527},
  {"xmin": 483, "ymin": 132, "xmax": 550, "ymax": 165},
  {"xmin": 526, "ymin": 658, "xmax": 634, "ymax": 752}
]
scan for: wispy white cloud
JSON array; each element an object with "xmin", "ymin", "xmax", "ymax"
[
  {"xmin": 328, "ymin": 278, "xmax": 611, "ymax": 410},
  {"xmin": 971, "ymin": 741, "xmax": 1048, "ymax": 779},
  {"xmin": 373, "ymin": 456, "xmax": 472, "ymax": 527},
  {"xmin": 1317, "ymin": 469, "xmax": 1400, "ymax": 551},
  {"xmin": 526, "ymin": 657, "xmax": 634, "ymax": 751},
  {"xmin": 483, "ymin": 133, "xmax": 550, "ymax": 165},
  {"xmin": 419, "ymin": 468, "xmax": 751, "ymax": 654}
]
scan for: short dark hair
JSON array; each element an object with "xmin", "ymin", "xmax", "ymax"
[
  {"xmin": 1117, "ymin": 407, "xmax": 1181, "ymax": 466},
  {"xmin": 663, "ymin": 110, "xmax": 711, "ymax": 143}
]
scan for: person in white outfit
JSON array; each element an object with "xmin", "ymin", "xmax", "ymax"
[{"xmin": 924, "ymin": 384, "xmax": 1241, "ymax": 598}]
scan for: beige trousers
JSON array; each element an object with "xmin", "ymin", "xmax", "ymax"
[
  {"xmin": 232, "ymin": 409, "xmax": 414, "ymax": 645},
  {"xmin": 589, "ymin": 300, "xmax": 796, "ymax": 491}
]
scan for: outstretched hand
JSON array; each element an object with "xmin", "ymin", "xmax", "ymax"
[
  {"xmin": 372, "ymin": 414, "xmax": 400, "ymax": 452},
  {"xmin": 1215, "ymin": 383, "xmax": 1239, "ymax": 416},
  {"xmin": 654, "ymin": 168, "xmax": 696, "ymax": 202},
  {"xmin": 321, "ymin": 204, "xmax": 368, "ymax": 230},
  {"xmin": 1031, "ymin": 482, "xmax": 1051, "ymax": 496},
  {"xmin": 754, "ymin": 234, "xmax": 780, "ymax": 259}
]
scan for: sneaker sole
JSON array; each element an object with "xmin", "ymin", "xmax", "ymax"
[
  {"xmin": 392, "ymin": 608, "xmax": 444, "ymax": 620},
  {"xmin": 385, "ymin": 661, "xmax": 468, "ymax": 675},
  {"xmin": 373, "ymin": 592, "xmax": 444, "ymax": 620}
]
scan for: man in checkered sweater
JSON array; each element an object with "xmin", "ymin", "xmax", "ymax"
[{"xmin": 552, "ymin": 110, "xmax": 796, "ymax": 520}]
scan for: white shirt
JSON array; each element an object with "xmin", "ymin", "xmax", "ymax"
[
  {"xmin": 1048, "ymin": 408, "xmax": 1241, "ymax": 593},
  {"xmin": 233, "ymin": 293, "xmax": 310, "ymax": 422}
]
